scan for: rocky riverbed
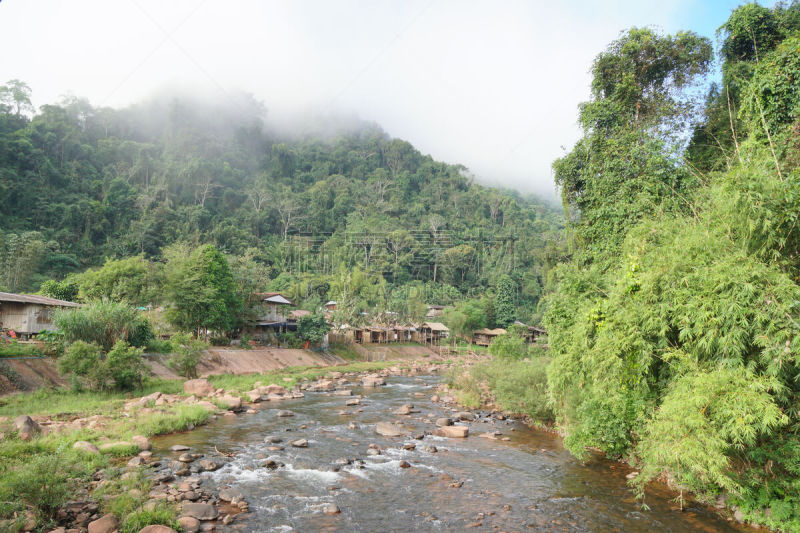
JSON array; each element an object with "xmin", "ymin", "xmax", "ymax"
[{"xmin": 114, "ymin": 367, "xmax": 756, "ymax": 533}]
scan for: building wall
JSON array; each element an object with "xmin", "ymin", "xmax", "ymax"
[{"xmin": 0, "ymin": 302, "xmax": 54, "ymax": 335}]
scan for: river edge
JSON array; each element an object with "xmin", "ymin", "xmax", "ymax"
[
  {"xmin": 442, "ymin": 359, "xmax": 765, "ymax": 533},
  {"xmin": 0, "ymin": 358, "xmax": 451, "ymax": 532},
  {"xmin": 0, "ymin": 356, "xmax": 759, "ymax": 533}
]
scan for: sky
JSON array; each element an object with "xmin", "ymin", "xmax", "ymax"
[{"xmin": 0, "ymin": 0, "xmax": 764, "ymax": 198}]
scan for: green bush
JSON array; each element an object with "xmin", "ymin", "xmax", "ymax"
[
  {"xmin": 58, "ymin": 340, "xmax": 145, "ymax": 391},
  {"xmin": 209, "ymin": 336, "xmax": 229, "ymax": 346},
  {"xmin": 58, "ymin": 341, "xmax": 111, "ymax": 391},
  {"xmin": 106, "ymin": 341, "xmax": 146, "ymax": 390},
  {"xmin": 55, "ymin": 301, "xmax": 153, "ymax": 351},
  {"xmin": 167, "ymin": 333, "xmax": 207, "ymax": 379}
]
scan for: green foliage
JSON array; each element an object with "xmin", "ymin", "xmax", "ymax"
[
  {"xmin": 0, "ymin": 450, "xmax": 92, "ymax": 525},
  {"xmin": 72, "ymin": 255, "xmax": 154, "ymax": 305},
  {"xmin": 167, "ymin": 333, "xmax": 207, "ymax": 378},
  {"xmin": 448, "ymin": 356, "xmax": 553, "ymax": 421},
  {"xmin": 106, "ymin": 341, "xmax": 146, "ymax": 390},
  {"xmin": 163, "ymin": 243, "xmax": 243, "ymax": 335},
  {"xmin": 39, "ymin": 279, "xmax": 78, "ymax": 301},
  {"xmin": 296, "ymin": 314, "xmax": 330, "ymax": 345},
  {"xmin": 494, "ymin": 275, "xmax": 517, "ymax": 327},
  {"xmin": 55, "ymin": 300, "xmax": 153, "ymax": 351},
  {"xmin": 487, "ymin": 327, "xmax": 529, "ymax": 359},
  {"xmin": 58, "ymin": 340, "xmax": 145, "ymax": 391},
  {"xmin": 443, "ymin": 299, "xmax": 487, "ymax": 341}
]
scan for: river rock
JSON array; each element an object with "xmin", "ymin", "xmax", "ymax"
[
  {"xmin": 246, "ymin": 390, "xmax": 264, "ymax": 402},
  {"xmin": 132, "ymin": 435, "xmax": 152, "ymax": 451},
  {"xmin": 259, "ymin": 384, "xmax": 288, "ymax": 395},
  {"xmin": 375, "ymin": 422, "xmax": 406, "ymax": 437},
  {"xmin": 291, "ymin": 438, "xmax": 308, "ymax": 447},
  {"xmin": 14, "ymin": 415, "xmax": 40, "ymax": 441},
  {"xmin": 277, "ymin": 410, "xmax": 294, "ymax": 417},
  {"xmin": 73, "ymin": 440, "xmax": 100, "ymax": 454},
  {"xmin": 345, "ymin": 398, "xmax": 360, "ymax": 406},
  {"xmin": 138, "ymin": 526, "xmax": 178, "ymax": 533},
  {"xmin": 308, "ymin": 379, "xmax": 335, "ymax": 392},
  {"xmin": 435, "ymin": 417, "xmax": 453, "ymax": 427},
  {"xmin": 334, "ymin": 389, "xmax": 353, "ymax": 396},
  {"xmin": 182, "ymin": 503, "xmax": 219, "ymax": 521},
  {"xmin": 178, "ymin": 517, "xmax": 200, "ymax": 533},
  {"xmin": 455, "ymin": 411, "xmax": 475, "ymax": 421},
  {"xmin": 431, "ymin": 394, "xmax": 440, "ymax": 402},
  {"xmin": 171, "ymin": 444, "xmax": 190, "ymax": 451},
  {"xmin": 178, "ymin": 453, "xmax": 200, "ymax": 463},
  {"xmin": 87, "ymin": 514, "xmax": 117, "ymax": 533},
  {"xmin": 324, "ymin": 503, "xmax": 341, "ymax": 515},
  {"xmin": 399, "ymin": 460, "xmax": 411, "ymax": 468},
  {"xmin": 219, "ymin": 487, "xmax": 244, "ymax": 502},
  {"xmin": 197, "ymin": 459, "xmax": 219, "ymax": 471},
  {"xmin": 220, "ymin": 395, "xmax": 242, "ymax": 410},
  {"xmin": 393, "ymin": 404, "xmax": 412, "ymax": 415},
  {"xmin": 183, "ymin": 379, "xmax": 215, "ymax": 397},
  {"xmin": 361, "ymin": 375, "xmax": 386, "ymax": 387},
  {"xmin": 264, "ymin": 435, "xmax": 282, "ymax": 443},
  {"xmin": 434, "ymin": 425, "xmax": 469, "ymax": 438}
]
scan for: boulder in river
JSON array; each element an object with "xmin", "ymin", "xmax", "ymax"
[
  {"xmin": 87, "ymin": 514, "xmax": 117, "ymax": 533},
  {"xmin": 345, "ymin": 398, "xmax": 360, "ymax": 406},
  {"xmin": 375, "ymin": 422, "xmax": 406, "ymax": 437},
  {"xmin": 264, "ymin": 435, "xmax": 282, "ymax": 443},
  {"xmin": 132, "ymin": 435, "xmax": 151, "ymax": 451},
  {"xmin": 183, "ymin": 379, "xmax": 215, "ymax": 397},
  {"xmin": 291, "ymin": 438, "xmax": 309, "ymax": 447},
  {"xmin": 197, "ymin": 459, "xmax": 219, "ymax": 471},
  {"xmin": 170, "ymin": 444, "xmax": 190, "ymax": 451},
  {"xmin": 434, "ymin": 425, "xmax": 469, "ymax": 438},
  {"xmin": 277, "ymin": 410, "xmax": 294, "ymax": 417},
  {"xmin": 324, "ymin": 503, "xmax": 341, "ymax": 514},
  {"xmin": 361, "ymin": 375, "xmax": 386, "ymax": 387},
  {"xmin": 177, "ymin": 517, "xmax": 200, "ymax": 533},
  {"xmin": 393, "ymin": 404, "xmax": 412, "ymax": 415},
  {"xmin": 181, "ymin": 503, "xmax": 219, "ymax": 521},
  {"xmin": 138, "ymin": 526, "xmax": 178, "ymax": 533},
  {"xmin": 435, "ymin": 417, "xmax": 453, "ymax": 427}
]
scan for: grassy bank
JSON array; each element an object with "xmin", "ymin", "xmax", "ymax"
[
  {"xmin": 446, "ymin": 354, "xmax": 553, "ymax": 423},
  {"xmin": 0, "ymin": 356, "xmax": 436, "ymax": 530}
]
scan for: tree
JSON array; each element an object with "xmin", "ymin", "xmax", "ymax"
[
  {"xmin": 72, "ymin": 255, "xmax": 153, "ymax": 305},
  {"xmin": 297, "ymin": 314, "xmax": 330, "ymax": 346},
  {"xmin": 494, "ymin": 275, "xmax": 516, "ymax": 328},
  {"xmin": 40, "ymin": 279, "xmax": 79, "ymax": 302},
  {"xmin": 163, "ymin": 243, "xmax": 243, "ymax": 336},
  {"xmin": 0, "ymin": 79, "xmax": 34, "ymax": 116}
]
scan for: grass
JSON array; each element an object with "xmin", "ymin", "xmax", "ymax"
[
  {"xmin": 0, "ymin": 378, "xmax": 183, "ymax": 418},
  {"xmin": 94, "ymin": 468, "xmax": 180, "ymax": 533},
  {"xmin": 447, "ymin": 355, "xmax": 554, "ymax": 422},
  {"xmin": 329, "ymin": 341, "xmax": 362, "ymax": 361},
  {"xmin": 207, "ymin": 360, "xmax": 403, "ymax": 394},
  {"xmin": 0, "ymin": 340, "xmax": 42, "ymax": 358}
]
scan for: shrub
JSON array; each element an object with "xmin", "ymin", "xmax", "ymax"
[
  {"xmin": 488, "ymin": 326, "xmax": 528, "ymax": 359},
  {"xmin": 209, "ymin": 336, "xmax": 229, "ymax": 346},
  {"xmin": 57, "ymin": 340, "xmax": 145, "ymax": 391},
  {"xmin": 58, "ymin": 341, "xmax": 111, "ymax": 391},
  {"xmin": 55, "ymin": 301, "xmax": 153, "ymax": 351},
  {"xmin": 106, "ymin": 341, "xmax": 146, "ymax": 391},
  {"xmin": 167, "ymin": 333, "xmax": 207, "ymax": 379}
]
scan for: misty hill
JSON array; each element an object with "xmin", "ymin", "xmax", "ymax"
[{"xmin": 0, "ymin": 86, "xmax": 563, "ymax": 319}]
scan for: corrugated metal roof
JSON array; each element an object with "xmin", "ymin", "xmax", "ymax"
[{"xmin": 0, "ymin": 292, "xmax": 79, "ymax": 307}]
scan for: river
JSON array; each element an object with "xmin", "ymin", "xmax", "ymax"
[{"xmin": 153, "ymin": 374, "xmax": 754, "ymax": 532}]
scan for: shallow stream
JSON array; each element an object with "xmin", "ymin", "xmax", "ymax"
[{"xmin": 154, "ymin": 375, "xmax": 753, "ymax": 532}]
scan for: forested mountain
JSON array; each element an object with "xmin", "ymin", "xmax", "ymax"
[
  {"xmin": 0, "ymin": 87, "xmax": 563, "ymax": 321},
  {"xmin": 543, "ymin": 2, "xmax": 800, "ymax": 529}
]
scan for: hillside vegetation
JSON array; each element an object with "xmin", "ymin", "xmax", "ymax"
[{"xmin": 0, "ymin": 88, "xmax": 562, "ymax": 322}]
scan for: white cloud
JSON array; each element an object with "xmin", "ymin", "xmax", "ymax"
[{"xmin": 0, "ymin": 0, "xmax": 715, "ymax": 198}]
